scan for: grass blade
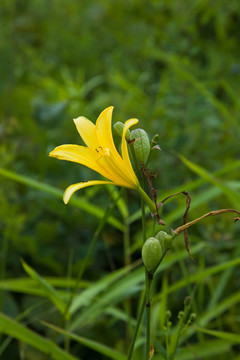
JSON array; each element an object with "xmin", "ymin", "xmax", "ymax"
[
  {"xmin": 0, "ymin": 313, "xmax": 79, "ymax": 360},
  {"xmin": 196, "ymin": 327, "xmax": 240, "ymax": 344},
  {"xmin": 21, "ymin": 259, "xmax": 68, "ymax": 317},
  {"xmin": 0, "ymin": 167, "xmax": 124, "ymax": 231},
  {"xmin": 178, "ymin": 154, "xmax": 240, "ymax": 208},
  {"xmin": 43, "ymin": 321, "xmax": 126, "ymax": 360},
  {"xmin": 174, "ymin": 339, "xmax": 232, "ymax": 359}
]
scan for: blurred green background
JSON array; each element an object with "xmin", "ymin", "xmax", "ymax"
[{"xmin": 1, "ymin": 0, "xmax": 240, "ymax": 359}]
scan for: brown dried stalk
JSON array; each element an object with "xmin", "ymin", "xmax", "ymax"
[{"xmin": 174, "ymin": 209, "xmax": 240, "ymax": 235}]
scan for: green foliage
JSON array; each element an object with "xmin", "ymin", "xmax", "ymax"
[{"xmin": 1, "ymin": 0, "xmax": 240, "ymax": 359}]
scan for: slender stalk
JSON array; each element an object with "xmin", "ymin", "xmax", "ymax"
[
  {"xmin": 140, "ymin": 195, "xmax": 152, "ymax": 360},
  {"xmin": 127, "ymin": 293, "xmax": 146, "ymax": 360},
  {"xmin": 123, "ymin": 190, "xmax": 132, "ymax": 347},
  {"xmin": 165, "ymin": 311, "xmax": 171, "ymax": 360},
  {"xmin": 137, "ymin": 186, "xmax": 156, "ymax": 214},
  {"xmin": 145, "ymin": 271, "xmax": 152, "ymax": 360},
  {"xmin": 62, "ymin": 190, "xmax": 123, "ymax": 351},
  {"xmin": 126, "ymin": 174, "xmax": 147, "ymax": 359},
  {"xmin": 126, "ymin": 141, "xmax": 156, "ymax": 359},
  {"xmin": 170, "ymin": 298, "xmax": 191, "ymax": 359}
]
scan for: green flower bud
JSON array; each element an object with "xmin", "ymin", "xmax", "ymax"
[
  {"xmin": 113, "ymin": 122, "xmax": 130, "ymax": 138},
  {"xmin": 142, "ymin": 237, "xmax": 162, "ymax": 272},
  {"xmin": 184, "ymin": 296, "xmax": 191, "ymax": 307},
  {"xmin": 129, "ymin": 128, "xmax": 150, "ymax": 164},
  {"xmin": 178, "ymin": 311, "xmax": 184, "ymax": 321},
  {"xmin": 155, "ymin": 231, "xmax": 172, "ymax": 250},
  {"xmin": 151, "ymin": 134, "xmax": 161, "ymax": 151},
  {"xmin": 189, "ymin": 313, "xmax": 196, "ymax": 322},
  {"xmin": 151, "ymin": 134, "xmax": 159, "ymax": 147}
]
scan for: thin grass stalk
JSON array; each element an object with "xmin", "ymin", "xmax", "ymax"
[{"xmin": 62, "ymin": 190, "xmax": 123, "ymax": 351}]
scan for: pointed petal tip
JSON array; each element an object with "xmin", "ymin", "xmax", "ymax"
[
  {"xmin": 73, "ymin": 116, "xmax": 87, "ymax": 125},
  {"xmin": 63, "ymin": 189, "xmax": 71, "ymax": 204},
  {"xmin": 63, "ymin": 180, "xmax": 115, "ymax": 205},
  {"xmin": 63, "ymin": 197, "xmax": 69, "ymax": 205},
  {"xmin": 100, "ymin": 106, "xmax": 114, "ymax": 117},
  {"xmin": 48, "ymin": 146, "xmax": 65, "ymax": 158},
  {"xmin": 49, "ymin": 149, "xmax": 56, "ymax": 157},
  {"xmin": 105, "ymin": 105, "xmax": 114, "ymax": 111},
  {"xmin": 73, "ymin": 107, "xmax": 114, "ymax": 124},
  {"xmin": 129, "ymin": 118, "xmax": 139, "ymax": 125}
]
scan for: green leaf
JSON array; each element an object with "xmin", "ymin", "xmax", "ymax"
[
  {"xmin": 69, "ymin": 263, "xmax": 140, "ymax": 315},
  {"xmin": 0, "ymin": 167, "xmax": 124, "ymax": 231},
  {"xmin": 173, "ymin": 339, "xmax": 232, "ymax": 359},
  {"xmin": 0, "ymin": 313, "xmax": 79, "ymax": 360},
  {"xmin": 69, "ymin": 243, "xmax": 205, "ymax": 331},
  {"xmin": 178, "ymin": 154, "xmax": 240, "ymax": 208},
  {"xmin": 21, "ymin": 259, "xmax": 68, "ymax": 318},
  {"xmin": 43, "ymin": 321, "xmax": 126, "ymax": 360},
  {"xmin": 0, "ymin": 277, "xmax": 88, "ymax": 296},
  {"xmin": 196, "ymin": 327, "xmax": 240, "ymax": 344}
]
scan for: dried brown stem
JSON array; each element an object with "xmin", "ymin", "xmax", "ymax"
[{"xmin": 174, "ymin": 209, "xmax": 240, "ymax": 235}]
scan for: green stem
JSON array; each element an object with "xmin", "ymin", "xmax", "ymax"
[
  {"xmin": 141, "ymin": 197, "xmax": 147, "ymax": 243},
  {"xmin": 145, "ymin": 271, "xmax": 152, "ymax": 360},
  {"xmin": 170, "ymin": 299, "xmax": 191, "ymax": 359},
  {"xmin": 126, "ymin": 190, "xmax": 147, "ymax": 359},
  {"xmin": 127, "ymin": 293, "xmax": 146, "ymax": 360},
  {"xmin": 123, "ymin": 190, "xmax": 132, "ymax": 347},
  {"xmin": 126, "ymin": 141, "xmax": 155, "ymax": 359},
  {"xmin": 137, "ymin": 186, "xmax": 156, "ymax": 214},
  {"xmin": 140, "ymin": 194, "xmax": 152, "ymax": 360}
]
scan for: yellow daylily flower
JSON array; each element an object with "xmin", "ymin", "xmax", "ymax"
[{"xmin": 49, "ymin": 106, "xmax": 155, "ymax": 212}]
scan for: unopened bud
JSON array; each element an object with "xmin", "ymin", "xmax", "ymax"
[
  {"xmin": 142, "ymin": 237, "xmax": 162, "ymax": 273},
  {"xmin": 189, "ymin": 313, "xmax": 196, "ymax": 322},
  {"xmin": 178, "ymin": 311, "xmax": 184, "ymax": 320},
  {"xmin": 155, "ymin": 231, "xmax": 172, "ymax": 250},
  {"xmin": 129, "ymin": 128, "xmax": 150, "ymax": 164},
  {"xmin": 151, "ymin": 134, "xmax": 159, "ymax": 145},
  {"xmin": 113, "ymin": 122, "xmax": 130, "ymax": 138},
  {"xmin": 151, "ymin": 134, "xmax": 161, "ymax": 151},
  {"xmin": 166, "ymin": 310, "xmax": 171, "ymax": 319},
  {"xmin": 184, "ymin": 296, "xmax": 191, "ymax": 307}
]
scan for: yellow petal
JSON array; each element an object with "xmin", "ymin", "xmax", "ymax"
[
  {"xmin": 97, "ymin": 149, "xmax": 136, "ymax": 188},
  {"xmin": 49, "ymin": 144, "xmax": 126, "ymax": 185},
  {"xmin": 49, "ymin": 144, "xmax": 115, "ymax": 181},
  {"xmin": 73, "ymin": 116, "xmax": 99, "ymax": 149},
  {"xmin": 63, "ymin": 180, "xmax": 115, "ymax": 204},
  {"xmin": 121, "ymin": 118, "xmax": 139, "ymax": 187},
  {"xmin": 95, "ymin": 106, "xmax": 115, "ymax": 150},
  {"xmin": 95, "ymin": 106, "xmax": 124, "ymax": 163},
  {"xmin": 95, "ymin": 107, "xmax": 138, "ymax": 186},
  {"xmin": 49, "ymin": 144, "xmax": 100, "ymax": 169}
]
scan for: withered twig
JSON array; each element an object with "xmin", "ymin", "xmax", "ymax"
[{"xmin": 174, "ymin": 209, "xmax": 240, "ymax": 235}]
